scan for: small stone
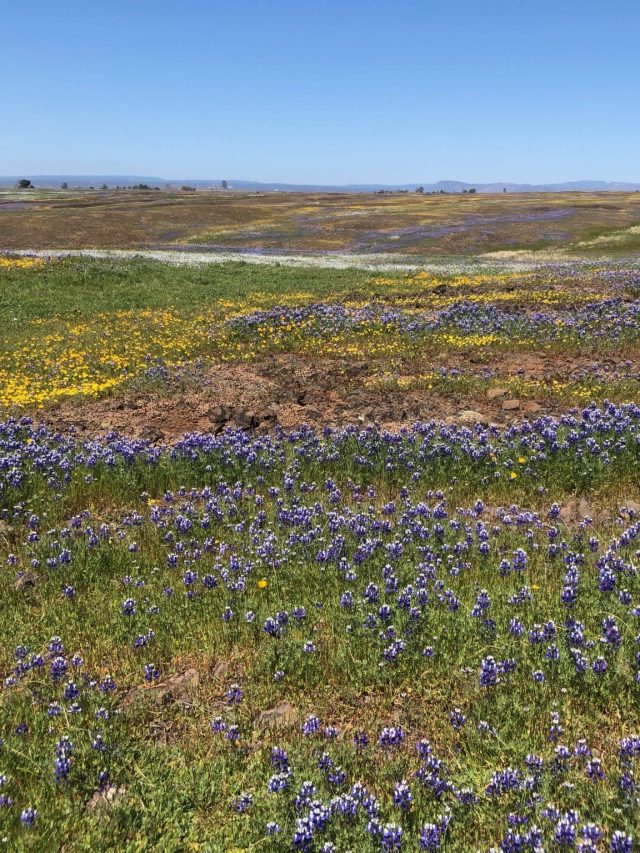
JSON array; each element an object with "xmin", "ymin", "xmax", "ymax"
[
  {"xmin": 88, "ymin": 785, "xmax": 127, "ymax": 812},
  {"xmin": 301, "ymin": 408, "xmax": 321, "ymax": 421},
  {"xmin": 209, "ymin": 405, "xmax": 231, "ymax": 423},
  {"xmin": 619, "ymin": 500, "xmax": 640, "ymax": 518},
  {"xmin": 14, "ymin": 572, "xmax": 37, "ymax": 591},
  {"xmin": 124, "ymin": 668, "xmax": 199, "ymax": 708},
  {"xmin": 577, "ymin": 498, "xmax": 593, "ymax": 519},
  {"xmin": 486, "ymin": 387, "xmax": 508, "ymax": 401},
  {"xmin": 139, "ymin": 426, "xmax": 164, "ymax": 443},
  {"xmin": 165, "ymin": 668, "xmax": 199, "ymax": 701},
  {"xmin": 456, "ymin": 410, "xmax": 489, "ymax": 425},
  {"xmin": 560, "ymin": 499, "xmax": 594, "ymax": 525},
  {"xmin": 255, "ymin": 703, "xmax": 298, "ymax": 732},
  {"xmin": 211, "ymin": 660, "xmax": 229, "ymax": 679},
  {"xmin": 502, "ymin": 399, "xmax": 521, "ymax": 411},
  {"xmin": 522, "ymin": 401, "xmax": 541, "ymax": 414},
  {"xmin": 230, "ymin": 407, "xmax": 260, "ymax": 430}
]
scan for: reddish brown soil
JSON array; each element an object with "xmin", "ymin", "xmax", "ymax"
[{"xmin": 41, "ymin": 349, "xmax": 639, "ymax": 441}]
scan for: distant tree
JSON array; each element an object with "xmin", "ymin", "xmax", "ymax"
[
  {"xmin": 17, "ymin": 179, "xmax": 32, "ymax": 189},
  {"xmin": 61, "ymin": 182, "xmax": 68, "ymax": 190},
  {"xmin": 468, "ymin": 188, "xmax": 476, "ymax": 194},
  {"xmin": 89, "ymin": 186, "xmax": 95, "ymax": 190},
  {"xmin": 181, "ymin": 185, "xmax": 196, "ymax": 192},
  {"xmin": 101, "ymin": 184, "xmax": 108, "ymax": 190},
  {"xmin": 415, "ymin": 186, "xmax": 424, "ymax": 194},
  {"xmin": 503, "ymin": 187, "xmax": 507, "ymax": 193},
  {"xmin": 221, "ymin": 180, "xmax": 228, "ymax": 190}
]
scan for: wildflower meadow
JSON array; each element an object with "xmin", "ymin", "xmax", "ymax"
[{"xmin": 0, "ymin": 254, "xmax": 639, "ymax": 851}]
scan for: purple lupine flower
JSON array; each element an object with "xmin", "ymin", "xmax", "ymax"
[
  {"xmin": 420, "ymin": 823, "xmax": 441, "ymax": 850},
  {"xmin": 392, "ymin": 779, "xmax": 412, "ymax": 810},
  {"xmin": 480, "ymin": 655, "xmax": 499, "ymax": 687},
  {"xmin": 610, "ymin": 832, "xmax": 634, "ymax": 853},
  {"xmin": 302, "ymin": 715, "xmax": 321, "ymax": 736},
  {"xmin": 20, "ymin": 807, "xmax": 38, "ymax": 826},
  {"xmin": 381, "ymin": 822, "xmax": 403, "ymax": 851},
  {"xmin": 226, "ymin": 683, "xmax": 243, "ymax": 704},
  {"xmin": 235, "ymin": 792, "xmax": 253, "ymax": 812},
  {"xmin": 379, "ymin": 726, "xmax": 406, "ymax": 748},
  {"xmin": 143, "ymin": 663, "xmax": 159, "ymax": 682}
]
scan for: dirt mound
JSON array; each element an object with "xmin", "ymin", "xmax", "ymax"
[{"xmin": 43, "ymin": 351, "xmax": 586, "ymax": 441}]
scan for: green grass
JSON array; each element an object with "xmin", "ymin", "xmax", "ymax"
[{"xmin": 0, "ymin": 259, "xmax": 372, "ymax": 325}]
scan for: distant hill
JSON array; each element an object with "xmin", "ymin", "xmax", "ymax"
[{"xmin": 2, "ymin": 176, "xmax": 640, "ymax": 193}]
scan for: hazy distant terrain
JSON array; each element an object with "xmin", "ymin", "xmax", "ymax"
[
  {"xmin": 3, "ymin": 186, "xmax": 640, "ymax": 258},
  {"xmin": 2, "ymin": 175, "xmax": 640, "ymax": 192}
]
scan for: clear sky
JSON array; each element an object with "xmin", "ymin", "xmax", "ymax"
[{"xmin": 2, "ymin": 0, "xmax": 639, "ymax": 184}]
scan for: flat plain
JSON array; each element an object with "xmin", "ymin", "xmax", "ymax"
[
  {"xmin": 4, "ymin": 187, "xmax": 640, "ymax": 257},
  {"xmin": 1, "ymin": 190, "xmax": 640, "ymax": 851}
]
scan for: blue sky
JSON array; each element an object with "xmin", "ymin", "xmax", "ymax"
[{"xmin": 2, "ymin": 0, "xmax": 639, "ymax": 183}]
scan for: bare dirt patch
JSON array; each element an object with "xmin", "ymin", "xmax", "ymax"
[{"xmin": 40, "ymin": 348, "xmax": 635, "ymax": 440}]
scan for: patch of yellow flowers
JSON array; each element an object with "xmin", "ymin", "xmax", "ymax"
[
  {"xmin": 0, "ymin": 309, "xmax": 214, "ymax": 409},
  {"xmin": 371, "ymin": 271, "xmax": 519, "ymax": 289},
  {"xmin": 0, "ymin": 256, "xmax": 45, "ymax": 270}
]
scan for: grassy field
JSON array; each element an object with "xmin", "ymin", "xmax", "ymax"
[
  {"xmin": 1, "ymin": 246, "xmax": 640, "ymax": 850},
  {"xmin": 2, "ymin": 255, "xmax": 640, "ymax": 416},
  {"xmin": 4, "ymin": 188, "xmax": 640, "ymax": 257}
]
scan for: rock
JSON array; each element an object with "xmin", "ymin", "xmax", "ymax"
[
  {"xmin": 560, "ymin": 499, "xmax": 595, "ymax": 525},
  {"xmin": 229, "ymin": 407, "xmax": 260, "ymax": 430},
  {"xmin": 301, "ymin": 408, "xmax": 321, "ymax": 421},
  {"xmin": 124, "ymin": 668, "xmax": 200, "ymax": 708},
  {"xmin": 486, "ymin": 387, "xmax": 508, "ymax": 401},
  {"xmin": 619, "ymin": 500, "xmax": 640, "ymax": 518},
  {"xmin": 522, "ymin": 401, "xmax": 542, "ymax": 414},
  {"xmin": 88, "ymin": 785, "xmax": 127, "ymax": 812},
  {"xmin": 14, "ymin": 572, "xmax": 37, "ymax": 591},
  {"xmin": 209, "ymin": 405, "xmax": 231, "ymax": 424},
  {"xmin": 139, "ymin": 426, "xmax": 165, "ymax": 443},
  {"xmin": 207, "ymin": 406, "xmax": 262, "ymax": 432},
  {"xmin": 255, "ymin": 703, "xmax": 298, "ymax": 732},
  {"xmin": 502, "ymin": 399, "xmax": 521, "ymax": 411},
  {"xmin": 345, "ymin": 362, "xmax": 369, "ymax": 377},
  {"xmin": 456, "ymin": 410, "xmax": 489, "ymax": 426},
  {"xmin": 577, "ymin": 498, "xmax": 593, "ymax": 520},
  {"xmin": 211, "ymin": 660, "xmax": 229, "ymax": 680}
]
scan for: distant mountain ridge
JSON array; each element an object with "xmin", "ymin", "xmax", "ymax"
[{"xmin": 2, "ymin": 175, "xmax": 640, "ymax": 193}]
